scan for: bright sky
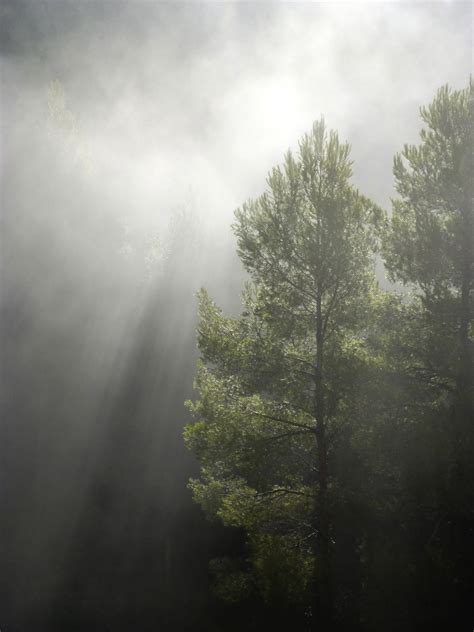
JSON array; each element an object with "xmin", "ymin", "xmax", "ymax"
[{"xmin": 2, "ymin": 1, "xmax": 472, "ymax": 234}]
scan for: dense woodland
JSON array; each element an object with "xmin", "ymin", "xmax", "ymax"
[{"xmin": 0, "ymin": 7, "xmax": 472, "ymax": 629}]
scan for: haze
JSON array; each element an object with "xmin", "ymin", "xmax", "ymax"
[{"xmin": 0, "ymin": 1, "xmax": 471, "ymax": 630}]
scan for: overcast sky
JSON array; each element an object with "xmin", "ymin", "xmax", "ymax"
[{"xmin": 1, "ymin": 1, "xmax": 472, "ymax": 239}]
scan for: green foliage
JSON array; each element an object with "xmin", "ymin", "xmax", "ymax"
[
  {"xmin": 383, "ymin": 78, "xmax": 473, "ymax": 438},
  {"xmin": 184, "ymin": 120, "xmax": 384, "ymax": 617},
  {"xmin": 234, "ymin": 119, "xmax": 383, "ymax": 328},
  {"xmin": 384, "ymin": 80, "xmax": 472, "ymax": 300},
  {"xmin": 209, "ymin": 535, "xmax": 312, "ymax": 608},
  {"xmin": 374, "ymin": 79, "xmax": 473, "ymax": 630},
  {"xmin": 184, "ymin": 83, "xmax": 473, "ymax": 628}
]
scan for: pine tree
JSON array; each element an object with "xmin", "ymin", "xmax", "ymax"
[
  {"xmin": 384, "ymin": 80, "xmax": 473, "ymax": 421},
  {"xmin": 382, "ymin": 79, "xmax": 473, "ymax": 628},
  {"xmin": 185, "ymin": 120, "xmax": 382, "ymax": 629}
]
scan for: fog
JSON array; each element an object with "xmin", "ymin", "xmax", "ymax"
[{"xmin": 0, "ymin": 1, "xmax": 471, "ymax": 630}]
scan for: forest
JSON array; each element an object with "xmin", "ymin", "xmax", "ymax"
[
  {"xmin": 184, "ymin": 83, "xmax": 473, "ymax": 631},
  {"xmin": 0, "ymin": 3, "xmax": 472, "ymax": 632}
]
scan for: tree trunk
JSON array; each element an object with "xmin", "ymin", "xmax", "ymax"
[{"xmin": 311, "ymin": 290, "xmax": 333, "ymax": 631}]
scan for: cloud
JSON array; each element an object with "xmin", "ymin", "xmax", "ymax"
[{"xmin": 2, "ymin": 1, "xmax": 471, "ymax": 258}]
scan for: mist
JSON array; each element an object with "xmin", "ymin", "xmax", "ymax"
[{"xmin": 0, "ymin": 1, "xmax": 471, "ymax": 631}]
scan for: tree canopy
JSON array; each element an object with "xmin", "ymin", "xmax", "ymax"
[
  {"xmin": 185, "ymin": 119, "xmax": 385, "ymax": 628},
  {"xmin": 185, "ymin": 82, "xmax": 473, "ymax": 631}
]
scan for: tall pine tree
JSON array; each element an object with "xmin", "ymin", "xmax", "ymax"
[
  {"xmin": 185, "ymin": 120, "xmax": 382, "ymax": 629},
  {"xmin": 382, "ymin": 80, "xmax": 473, "ymax": 629}
]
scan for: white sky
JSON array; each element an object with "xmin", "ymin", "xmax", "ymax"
[{"xmin": 3, "ymin": 1, "xmax": 472, "ymax": 235}]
